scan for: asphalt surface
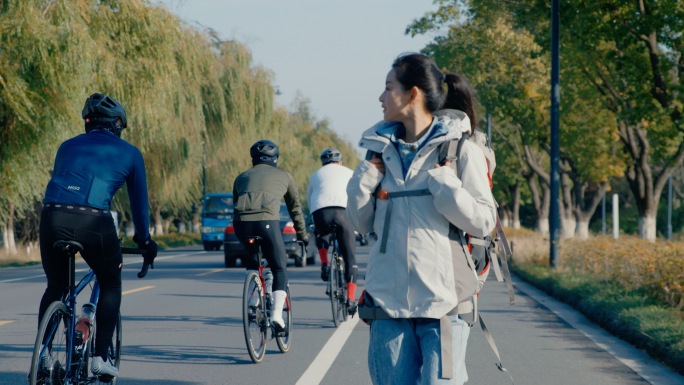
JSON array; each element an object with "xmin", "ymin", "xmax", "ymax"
[{"xmin": 0, "ymin": 242, "xmax": 681, "ymax": 385}]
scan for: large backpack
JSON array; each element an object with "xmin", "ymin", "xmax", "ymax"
[{"xmin": 439, "ymin": 130, "xmax": 515, "ymax": 383}]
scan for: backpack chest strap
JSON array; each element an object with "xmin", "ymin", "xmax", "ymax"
[{"xmin": 375, "ymin": 189, "xmax": 431, "ymax": 253}]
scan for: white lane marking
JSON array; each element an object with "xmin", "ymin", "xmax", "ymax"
[
  {"xmin": 296, "ymin": 315, "xmax": 360, "ymax": 385},
  {"xmin": 0, "ymin": 253, "xmax": 184, "ymax": 284},
  {"xmin": 122, "ymin": 285, "xmax": 155, "ymax": 295},
  {"xmin": 196, "ymin": 268, "xmax": 224, "ymax": 277},
  {"xmin": 0, "ymin": 320, "xmax": 15, "ymax": 326}
]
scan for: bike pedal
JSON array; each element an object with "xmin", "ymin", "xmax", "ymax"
[{"xmin": 97, "ymin": 375, "xmax": 114, "ymax": 383}]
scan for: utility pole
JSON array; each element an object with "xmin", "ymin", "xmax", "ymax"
[{"xmin": 549, "ymin": 0, "xmax": 561, "ymax": 268}]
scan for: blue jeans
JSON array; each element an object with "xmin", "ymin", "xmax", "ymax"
[{"xmin": 368, "ymin": 315, "xmax": 470, "ymax": 385}]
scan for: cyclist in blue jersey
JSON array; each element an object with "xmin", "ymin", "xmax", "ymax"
[{"xmin": 38, "ymin": 93, "xmax": 158, "ymax": 378}]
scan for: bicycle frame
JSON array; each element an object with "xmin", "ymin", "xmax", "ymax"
[
  {"xmin": 30, "ymin": 242, "xmax": 146, "ymax": 385},
  {"xmin": 242, "ymin": 236, "xmax": 293, "ymax": 363},
  {"xmin": 38, "ymin": 253, "xmax": 101, "ymax": 381}
]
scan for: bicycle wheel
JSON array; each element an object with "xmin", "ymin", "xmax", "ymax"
[
  {"xmin": 87, "ymin": 312, "xmax": 122, "ymax": 384},
  {"xmin": 242, "ymin": 271, "xmax": 267, "ymax": 363},
  {"xmin": 329, "ymin": 255, "xmax": 342, "ymax": 327},
  {"xmin": 275, "ymin": 285, "xmax": 292, "ymax": 353},
  {"xmin": 339, "ymin": 264, "xmax": 349, "ymax": 322},
  {"xmin": 29, "ymin": 301, "xmax": 70, "ymax": 385}
]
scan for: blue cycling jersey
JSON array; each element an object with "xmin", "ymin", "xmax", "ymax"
[{"xmin": 43, "ymin": 129, "xmax": 150, "ymax": 240}]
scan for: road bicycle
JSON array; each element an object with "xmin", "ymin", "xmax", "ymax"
[
  {"xmin": 242, "ymin": 236, "xmax": 301, "ymax": 363},
  {"xmin": 28, "ymin": 240, "xmax": 150, "ymax": 385},
  {"xmin": 326, "ymin": 224, "xmax": 348, "ymax": 328}
]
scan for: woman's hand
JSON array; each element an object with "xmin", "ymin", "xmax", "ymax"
[
  {"xmin": 434, "ymin": 160, "xmax": 451, "ymax": 168},
  {"xmin": 368, "ymin": 157, "xmax": 385, "ymax": 174}
]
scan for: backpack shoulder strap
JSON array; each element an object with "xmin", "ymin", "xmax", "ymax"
[{"xmin": 438, "ymin": 134, "xmax": 470, "ymax": 169}]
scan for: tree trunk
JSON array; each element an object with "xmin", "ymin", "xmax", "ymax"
[
  {"xmin": 511, "ymin": 183, "xmax": 521, "ymax": 229},
  {"xmin": 526, "ymin": 173, "xmax": 550, "ymax": 236},
  {"xmin": 560, "ymin": 170, "xmax": 575, "ymax": 239},
  {"xmin": 6, "ymin": 202, "xmax": 17, "ymax": 255},
  {"xmin": 163, "ymin": 218, "xmax": 172, "ymax": 234},
  {"xmin": 639, "ymin": 212, "xmax": 657, "ymax": 242},
  {"xmin": 154, "ymin": 207, "xmax": 164, "ymax": 236},
  {"xmin": 178, "ymin": 221, "xmax": 187, "ymax": 233},
  {"xmin": 537, "ymin": 218, "xmax": 549, "ymax": 236},
  {"xmin": 576, "ymin": 220, "xmax": 590, "ymax": 240},
  {"xmin": 2, "ymin": 223, "xmax": 7, "ymax": 250},
  {"xmin": 125, "ymin": 221, "xmax": 135, "ymax": 237},
  {"xmin": 192, "ymin": 210, "xmax": 201, "ymax": 233}
]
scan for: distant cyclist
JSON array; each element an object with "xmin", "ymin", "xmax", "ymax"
[
  {"xmin": 39, "ymin": 93, "xmax": 158, "ymax": 378},
  {"xmin": 307, "ymin": 147, "xmax": 358, "ymax": 314},
  {"xmin": 233, "ymin": 139, "xmax": 309, "ymax": 334}
]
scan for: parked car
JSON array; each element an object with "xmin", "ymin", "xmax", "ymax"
[
  {"xmin": 200, "ymin": 192, "xmax": 233, "ymax": 251},
  {"xmin": 223, "ymin": 203, "xmax": 311, "ymax": 268}
]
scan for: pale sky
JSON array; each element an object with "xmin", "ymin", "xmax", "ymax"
[{"xmin": 155, "ymin": 0, "xmax": 437, "ymax": 155}]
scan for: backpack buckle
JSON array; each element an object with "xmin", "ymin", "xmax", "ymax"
[{"xmin": 376, "ymin": 189, "xmax": 389, "ymax": 200}]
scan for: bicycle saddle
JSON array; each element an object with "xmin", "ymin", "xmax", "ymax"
[{"xmin": 53, "ymin": 240, "xmax": 84, "ymax": 255}]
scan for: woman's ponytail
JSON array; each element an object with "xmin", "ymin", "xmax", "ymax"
[{"xmin": 443, "ymin": 73, "xmax": 477, "ymax": 134}]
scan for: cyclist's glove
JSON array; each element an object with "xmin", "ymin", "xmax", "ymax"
[
  {"xmin": 300, "ymin": 237, "xmax": 310, "ymax": 247},
  {"xmin": 134, "ymin": 235, "xmax": 158, "ymax": 267}
]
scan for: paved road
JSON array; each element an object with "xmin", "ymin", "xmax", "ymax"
[{"xmin": 0, "ymin": 243, "xmax": 681, "ymax": 385}]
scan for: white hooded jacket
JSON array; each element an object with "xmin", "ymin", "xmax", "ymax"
[{"xmin": 346, "ymin": 110, "xmax": 496, "ymax": 319}]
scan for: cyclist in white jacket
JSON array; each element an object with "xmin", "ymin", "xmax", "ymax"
[
  {"xmin": 346, "ymin": 53, "xmax": 496, "ymax": 385},
  {"xmin": 307, "ymin": 148, "xmax": 358, "ymax": 314}
]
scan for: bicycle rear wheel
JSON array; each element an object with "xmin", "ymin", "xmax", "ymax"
[
  {"xmin": 87, "ymin": 311, "xmax": 122, "ymax": 384},
  {"xmin": 243, "ymin": 271, "xmax": 267, "ymax": 363},
  {"xmin": 275, "ymin": 285, "xmax": 292, "ymax": 353},
  {"xmin": 29, "ymin": 301, "xmax": 70, "ymax": 385},
  {"xmin": 329, "ymin": 255, "xmax": 342, "ymax": 327},
  {"xmin": 339, "ymin": 264, "xmax": 349, "ymax": 322}
]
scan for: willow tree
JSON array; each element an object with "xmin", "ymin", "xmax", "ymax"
[
  {"xmin": 0, "ymin": 0, "xmax": 359, "ymax": 247},
  {"xmin": 0, "ymin": 0, "xmax": 97, "ymax": 253}
]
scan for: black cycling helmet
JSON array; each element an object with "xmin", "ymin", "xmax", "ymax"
[
  {"xmin": 250, "ymin": 140, "xmax": 280, "ymax": 163},
  {"xmin": 82, "ymin": 93, "xmax": 127, "ymax": 129},
  {"xmin": 320, "ymin": 147, "xmax": 342, "ymax": 165}
]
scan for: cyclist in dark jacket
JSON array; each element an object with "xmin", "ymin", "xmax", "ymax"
[
  {"xmin": 39, "ymin": 93, "xmax": 158, "ymax": 378},
  {"xmin": 233, "ymin": 139, "xmax": 309, "ymax": 334}
]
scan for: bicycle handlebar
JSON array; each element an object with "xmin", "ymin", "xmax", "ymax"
[{"xmin": 121, "ymin": 247, "xmax": 153, "ymax": 279}]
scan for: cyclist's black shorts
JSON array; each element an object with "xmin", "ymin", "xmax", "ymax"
[
  {"xmin": 312, "ymin": 207, "xmax": 356, "ymax": 283},
  {"xmin": 38, "ymin": 204, "xmax": 122, "ymax": 356},
  {"xmin": 233, "ymin": 219, "xmax": 288, "ymax": 292}
]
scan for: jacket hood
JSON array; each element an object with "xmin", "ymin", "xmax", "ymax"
[{"xmin": 358, "ymin": 109, "xmax": 471, "ymax": 154}]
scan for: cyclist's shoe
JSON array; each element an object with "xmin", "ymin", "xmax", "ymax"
[
  {"xmin": 321, "ymin": 264, "xmax": 330, "ymax": 282},
  {"xmin": 91, "ymin": 356, "xmax": 118, "ymax": 378},
  {"xmin": 347, "ymin": 300, "xmax": 358, "ymax": 317},
  {"xmin": 272, "ymin": 316, "xmax": 288, "ymax": 336}
]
